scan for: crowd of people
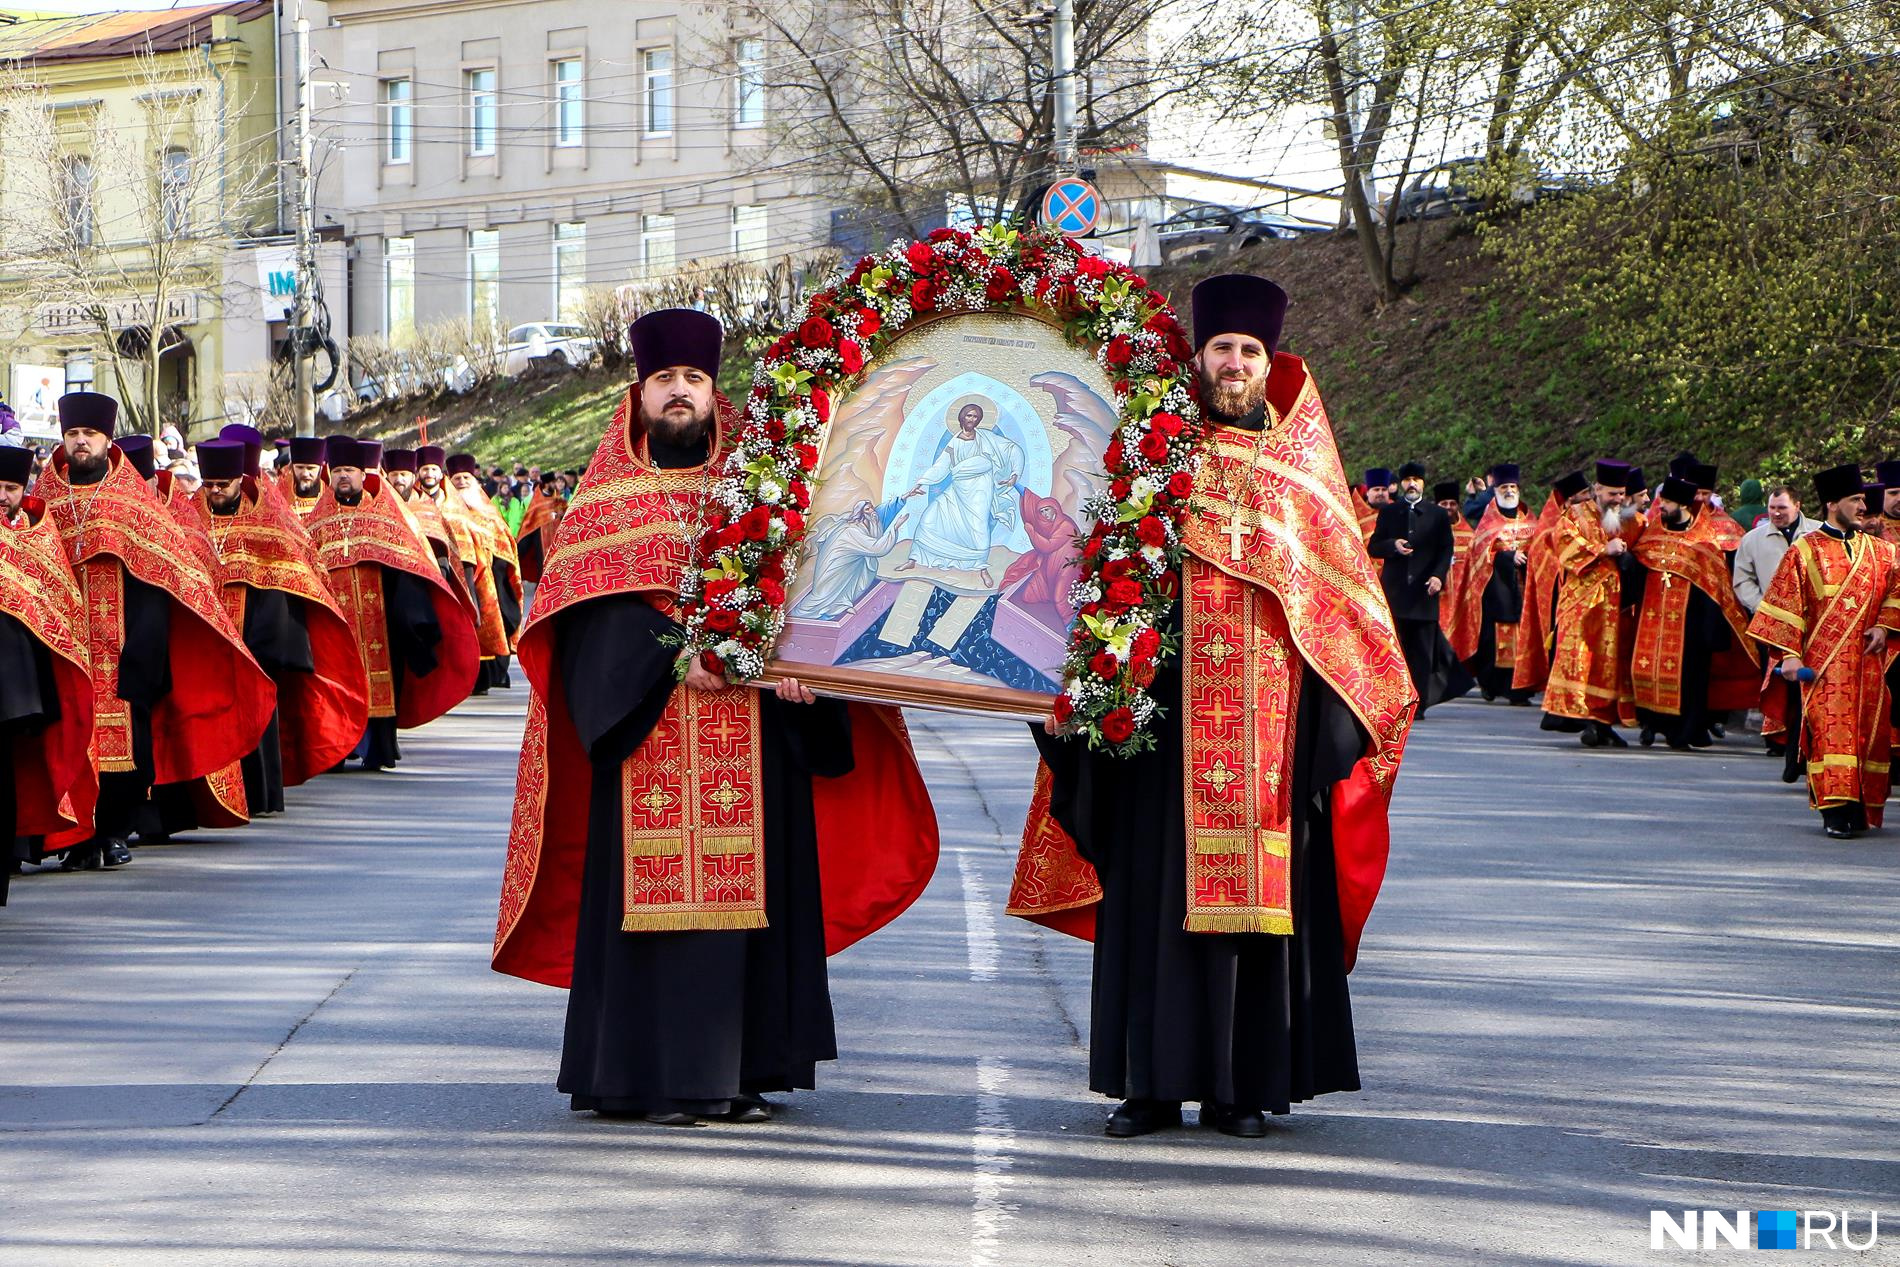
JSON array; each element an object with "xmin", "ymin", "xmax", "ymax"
[
  {"xmin": 1352, "ymin": 452, "xmax": 1900, "ymax": 839},
  {"xmin": 0, "ymin": 396, "xmax": 572, "ymax": 903}
]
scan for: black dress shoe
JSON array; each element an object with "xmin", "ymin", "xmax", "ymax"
[
  {"xmin": 723, "ymin": 1094, "xmax": 772, "ymax": 1124},
  {"xmin": 100, "ymin": 838, "xmax": 133, "ymax": 868},
  {"xmin": 1640, "ymin": 727, "xmax": 1657, "ymax": 747},
  {"xmin": 59, "ymin": 844, "xmax": 101, "ymax": 872},
  {"xmin": 1599, "ymin": 725, "xmax": 1629, "ymax": 748},
  {"xmin": 1710, "ymin": 722, "xmax": 1727, "ymax": 739},
  {"xmin": 1105, "ymin": 1099, "xmax": 1181, "ymax": 1138},
  {"xmin": 1579, "ymin": 727, "xmax": 1602, "ymax": 748},
  {"xmin": 644, "ymin": 1111, "xmax": 703, "ymax": 1127},
  {"xmin": 1209, "ymin": 1104, "xmax": 1268, "ymax": 1138}
]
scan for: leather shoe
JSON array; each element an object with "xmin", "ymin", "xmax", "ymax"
[
  {"xmin": 723, "ymin": 1094, "xmax": 772, "ymax": 1124},
  {"xmin": 643, "ymin": 1111, "xmax": 702, "ymax": 1127},
  {"xmin": 1209, "ymin": 1104, "xmax": 1268, "ymax": 1138},
  {"xmin": 1105, "ymin": 1099, "xmax": 1181, "ymax": 1138},
  {"xmin": 60, "ymin": 843, "xmax": 102, "ymax": 872},
  {"xmin": 1640, "ymin": 727, "xmax": 1657, "ymax": 747},
  {"xmin": 100, "ymin": 838, "xmax": 133, "ymax": 868}
]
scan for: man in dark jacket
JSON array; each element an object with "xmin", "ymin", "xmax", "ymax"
[{"xmin": 1369, "ymin": 461, "xmax": 1468, "ymax": 714}]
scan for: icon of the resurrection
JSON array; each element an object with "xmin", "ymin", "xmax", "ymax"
[{"xmin": 770, "ymin": 310, "xmax": 1119, "ymax": 717}]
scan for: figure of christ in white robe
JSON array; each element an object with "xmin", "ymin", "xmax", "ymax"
[
  {"xmin": 791, "ymin": 502, "xmax": 908, "ymax": 619},
  {"xmin": 900, "ymin": 404, "xmax": 1024, "ymax": 585}
]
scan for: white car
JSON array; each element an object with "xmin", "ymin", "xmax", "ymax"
[{"xmin": 502, "ymin": 323, "xmax": 597, "ymax": 377}]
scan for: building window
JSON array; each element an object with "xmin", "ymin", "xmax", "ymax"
[
  {"xmin": 466, "ymin": 68, "xmax": 497, "ymax": 156},
  {"xmin": 384, "ymin": 236, "xmax": 415, "ymax": 345},
  {"xmin": 734, "ymin": 38, "xmax": 764, "ymax": 128},
  {"xmin": 383, "ymin": 77, "xmax": 413, "ymax": 164},
  {"xmin": 468, "ymin": 228, "xmax": 501, "ymax": 330},
  {"xmin": 160, "ymin": 147, "xmax": 192, "ymax": 235},
  {"xmin": 62, "ymin": 154, "xmax": 95, "ymax": 247},
  {"xmin": 554, "ymin": 222, "xmax": 586, "ymax": 320},
  {"xmin": 731, "ymin": 204, "xmax": 767, "ymax": 263},
  {"xmin": 643, "ymin": 48, "xmax": 673, "ymax": 135},
  {"xmin": 553, "ymin": 58, "xmax": 584, "ymax": 147},
  {"xmin": 640, "ymin": 213, "xmax": 675, "ymax": 278}
]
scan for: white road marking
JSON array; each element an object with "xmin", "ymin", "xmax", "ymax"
[{"xmin": 958, "ymin": 851, "xmax": 1017, "ymax": 1266}]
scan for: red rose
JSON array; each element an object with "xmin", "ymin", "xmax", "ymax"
[
  {"xmin": 790, "ymin": 480, "xmax": 811, "ymax": 509},
  {"xmin": 1090, "ymin": 650, "xmax": 1119, "ymax": 680},
  {"xmin": 1020, "ymin": 245, "xmax": 1046, "ymax": 269},
  {"xmin": 1143, "ymin": 311, "xmax": 1173, "ymax": 335},
  {"xmin": 758, "ymin": 555, "xmax": 786, "ymax": 583},
  {"xmin": 1051, "ymin": 694, "xmax": 1074, "ymax": 724},
  {"xmin": 1138, "ymin": 431, "xmax": 1170, "ymax": 462},
  {"xmin": 768, "ymin": 336, "xmax": 793, "ymax": 361},
  {"xmin": 699, "ymin": 651, "xmax": 725, "ymax": 674},
  {"xmin": 1100, "ymin": 708, "xmax": 1136, "ymax": 745},
  {"xmin": 1103, "ymin": 437, "xmax": 1124, "ymax": 470},
  {"xmin": 1151, "ymin": 411, "xmax": 1184, "ymax": 437},
  {"xmin": 848, "ymin": 259, "xmax": 873, "ymax": 286},
  {"xmin": 838, "ymin": 340, "xmax": 865, "ymax": 374},
  {"xmin": 1135, "ymin": 515, "xmax": 1166, "ymax": 548},
  {"xmin": 1081, "ymin": 532, "xmax": 1104, "ymax": 560},
  {"xmin": 758, "ymin": 578, "xmax": 786, "ymax": 606},
  {"xmin": 706, "ymin": 608, "xmax": 740, "ymax": 633},
  {"xmin": 799, "ymin": 316, "xmax": 835, "ymax": 349},
  {"xmin": 1101, "ymin": 558, "xmax": 1135, "ymax": 582},
  {"xmin": 1111, "ymin": 477, "xmax": 1131, "ymax": 500},
  {"xmin": 909, "ymin": 278, "xmax": 936, "ymax": 311},
  {"xmin": 794, "ymin": 443, "xmax": 819, "ymax": 472},
  {"xmin": 1156, "ymin": 358, "xmax": 1178, "ymax": 377},
  {"xmin": 766, "ymin": 417, "xmax": 787, "ymax": 442},
  {"xmin": 1104, "ymin": 335, "xmax": 1134, "ymax": 367},
  {"xmin": 783, "ymin": 509, "xmax": 806, "ymax": 533},
  {"xmin": 856, "ymin": 308, "xmax": 882, "ymax": 339},
  {"xmin": 704, "ymin": 577, "xmax": 741, "ymax": 603},
  {"xmin": 739, "ymin": 507, "xmax": 772, "ymax": 541},
  {"xmin": 928, "ymin": 226, "xmax": 961, "ymax": 244},
  {"xmin": 906, "ymin": 241, "xmax": 935, "ymax": 271},
  {"xmin": 1133, "ymin": 627, "xmax": 1161, "ymax": 659},
  {"xmin": 810, "ymin": 387, "xmax": 831, "ymax": 423},
  {"xmin": 985, "ymin": 267, "xmax": 1017, "ymax": 302},
  {"xmin": 1168, "ymin": 470, "xmax": 1194, "ymax": 499},
  {"xmin": 1106, "ymin": 578, "xmax": 1141, "ymax": 606}
]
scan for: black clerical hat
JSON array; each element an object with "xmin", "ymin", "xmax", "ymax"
[
  {"xmin": 416, "ymin": 445, "xmax": 447, "ymax": 471},
  {"xmin": 1624, "ymin": 465, "xmax": 1647, "ymax": 495},
  {"xmin": 0, "ymin": 446, "xmax": 32, "ymax": 485},
  {"xmin": 1553, "ymin": 470, "xmax": 1589, "ymax": 500},
  {"xmin": 1398, "ymin": 461, "xmax": 1427, "ymax": 480},
  {"xmin": 446, "ymin": 453, "xmax": 479, "ymax": 477},
  {"xmin": 1813, "ymin": 463, "xmax": 1863, "ymax": 507},
  {"xmin": 358, "ymin": 440, "xmax": 384, "ymax": 470},
  {"xmin": 1875, "ymin": 460, "xmax": 1900, "ymax": 487},
  {"xmin": 1432, "ymin": 481, "xmax": 1459, "ymax": 502},
  {"xmin": 288, "ymin": 436, "xmax": 327, "ymax": 465},
  {"xmin": 117, "ymin": 434, "xmax": 157, "ymax": 480},
  {"xmin": 195, "ymin": 439, "xmax": 247, "ymax": 483},
  {"xmin": 630, "ymin": 309, "xmax": 724, "ymax": 381},
  {"xmin": 1691, "ymin": 461, "xmax": 1717, "ymax": 491},
  {"xmin": 1490, "ymin": 463, "xmax": 1520, "ymax": 485},
  {"xmin": 1668, "ymin": 451, "xmax": 1698, "ymax": 479},
  {"xmin": 58, "ymin": 391, "xmax": 117, "ymax": 437},
  {"xmin": 1363, "ymin": 467, "xmax": 1394, "ymax": 488},
  {"xmin": 325, "ymin": 436, "xmax": 365, "ymax": 470},
  {"xmin": 1190, "ymin": 273, "xmax": 1289, "ymax": 356},
  {"xmin": 1658, "ymin": 476, "xmax": 1698, "ymax": 504},
  {"xmin": 1594, "ymin": 459, "xmax": 1631, "ymax": 486},
  {"xmin": 383, "ymin": 447, "xmax": 417, "ymax": 474}
]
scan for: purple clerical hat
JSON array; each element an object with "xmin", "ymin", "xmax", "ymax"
[
  {"xmin": 446, "ymin": 452, "xmax": 479, "ymax": 477},
  {"xmin": 221, "ymin": 424, "xmax": 265, "ymax": 477},
  {"xmin": 1363, "ymin": 467, "xmax": 1394, "ymax": 489},
  {"xmin": 1490, "ymin": 463, "xmax": 1521, "ymax": 485},
  {"xmin": 288, "ymin": 436, "xmax": 327, "ymax": 465},
  {"xmin": 358, "ymin": 440, "xmax": 384, "ymax": 470},
  {"xmin": 1624, "ymin": 465, "xmax": 1647, "ymax": 495},
  {"xmin": 1190, "ymin": 273, "xmax": 1288, "ymax": 356},
  {"xmin": 630, "ymin": 309, "xmax": 724, "ymax": 381},
  {"xmin": 325, "ymin": 436, "xmax": 365, "ymax": 470},
  {"xmin": 416, "ymin": 445, "xmax": 447, "ymax": 471},
  {"xmin": 1594, "ymin": 459, "xmax": 1631, "ymax": 486},
  {"xmin": 57, "ymin": 391, "xmax": 118, "ymax": 437},
  {"xmin": 383, "ymin": 447, "xmax": 417, "ymax": 474},
  {"xmin": 117, "ymin": 434, "xmax": 157, "ymax": 479},
  {"xmin": 196, "ymin": 439, "xmax": 247, "ymax": 482}
]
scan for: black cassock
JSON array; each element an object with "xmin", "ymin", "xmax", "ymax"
[
  {"xmin": 1473, "ymin": 511, "xmax": 1533, "ymax": 703},
  {"xmin": 1031, "ymin": 603, "xmax": 1369, "ymax": 1114},
  {"xmin": 0, "ymin": 610, "xmax": 60, "ymax": 903},
  {"xmin": 104, "ymin": 572, "xmax": 172, "ymax": 845},
  {"xmin": 359, "ymin": 566, "xmax": 443, "ymax": 771},
  {"xmin": 554, "ymin": 594, "xmax": 846, "ymax": 1115},
  {"xmin": 484, "ymin": 558, "xmax": 521, "ymax": 690},
  {"xmin": 237, "ymin": 588, "xmax": 314, "ymax": 812},
  {"xmin": 1368, "ymin": 499, "xmax": 1470, "ymax": 714},
  {"xmin": 1630, "ymin": 554, "xmax": 1732, "ymax": 747}
]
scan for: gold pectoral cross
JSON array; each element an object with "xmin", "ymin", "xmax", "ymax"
[{"xmin": 1223, "ymin": 515, "xmax": 1254, "ymax": 561}]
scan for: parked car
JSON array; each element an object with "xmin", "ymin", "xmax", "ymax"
[
  {"xmin": 1387, "ymin": 157, "xmax": 1585, "ymax": 223},
  {"xmin": 502, "ymin": 323, "xmax": 597, "ymax": 377},
  {"xmin": 1154, "ymin": 205, "xmax": 1300, "ymax": 262}
]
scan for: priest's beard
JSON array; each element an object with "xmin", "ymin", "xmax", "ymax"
[
  {"xmin": 642, "ymin": 399, "xmax": 715, "ymax": 450},
  {"xmin": 457, "ymin": 484, "xmax": 487, "ymax": 511},
  {"xmin": 67, "ymin": 450, "xmax": 109, "ymax": 484},
  {"xmin": 336, "ymin": 488, "xmax": 362, "ymax": 507},
  {"xmin": 1601, "ymin": 508, "xmax": 1623, "ymax": 537},
  {"xmin": 1200, "ymin": 370, "xmax": 1268, "ymax": 421},
  {"xmin": 294, "ymin": 475, "xmax": 320, "ymax": 496},
  {"xmin": 1496, "ymin": 490, "xmax": 1520, "ymax": 513},
  {"xmin": 1664, "ymin": 508, "xmax": 1691, "ymax": 530}
]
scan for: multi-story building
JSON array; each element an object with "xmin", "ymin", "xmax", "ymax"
[
  {"xmin": 0, "ymin": 2, "xmax": 349, "ymax": 440},
  {"xmin": 311, "ymin": 0, "xmax": 825, "ymax": 346}
]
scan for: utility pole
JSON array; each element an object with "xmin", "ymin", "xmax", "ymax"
[
  {"xmin": 1051, "ymin": 0, "xmax": 1078, "ymax": 175},
  {"xmin": 289, "ymin": 2, "xmax": 316, "ymax": 437}
]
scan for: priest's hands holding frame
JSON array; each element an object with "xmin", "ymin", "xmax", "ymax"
[{"xmin": 683, "ymin": 662, "xmax": 820, "ymax": 705}]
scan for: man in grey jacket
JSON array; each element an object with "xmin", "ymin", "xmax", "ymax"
[
  {"xmin": 1733, "ymin": 485, "xmax": 1817, "ymax": 762},
  {"xmin": 1733, "ymin": 486, "xmax": 1818, "ymax": 613}
]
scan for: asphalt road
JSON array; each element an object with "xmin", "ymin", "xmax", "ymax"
[{"xmin": 1, "ymin": 692, "xmax": 1895, "ymax": 1266}]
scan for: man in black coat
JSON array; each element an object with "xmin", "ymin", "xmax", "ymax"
[{"xmin": 1368, "ymin": 461, "xmax": 1468, "ymax": 713}]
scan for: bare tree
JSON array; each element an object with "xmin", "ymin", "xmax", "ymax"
[{"xmin": 0, "ymin": 48, "xmax": 277, "ymax": 437}]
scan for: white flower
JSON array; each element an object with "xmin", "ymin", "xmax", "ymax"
[
  {"xmin": 758, "ymin": 479, "xmax": 784, "ymax": 505},
  {"xmin": 1130, "ymin": 475, "xmax": 1157, "ymax": 502},
  {"xmin": 1140, "ymin": 544, "xmax": 1165, "ymax": 567}
]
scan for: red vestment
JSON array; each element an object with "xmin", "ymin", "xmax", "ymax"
[
  {"xmin": 492, "ymin": 389, "xmax": 941, "ymax": 987},
  {"xmin": 0, "ymin": 500, "xmax": 96, "ymax": 837},
  {"xmin": 1628, "ymin": 506, "xmax": 1761, "ymax": 717}
]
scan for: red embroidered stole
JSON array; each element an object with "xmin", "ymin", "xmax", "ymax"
[
  {"xmin": 0, "ymin": 505, "xmax": 94, "ymax": 834},
  {"xmin": 1451, "ymin": 502, "xmax": 1536, "ymax": 663},
  {"xmin": 1441, "ymin": 515, "xmax": 1474, "ymax": 641},
  {"xmin": 1544, "ymin": 505, "xmax": 1625, "ymax": 722},
  {"xmin": 1630, "ymin": 510, "xmax": 1760, "ymax": 714}
]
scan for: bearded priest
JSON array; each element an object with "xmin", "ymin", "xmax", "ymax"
[
  {"xmin": 491, "ymin": 309, "xmax": 939, "ymax": 1126},
  {"xmin": 1011, "ymin": 274, "xmax": 1416, "ymax": 1140},
  {"xmin": 1453, "ymin": 464, "xmax": 1538, "ymax": 704},
  {"xmin": 34, "ymin": 393, "xmax": 275, "ymax": 870},
  {"xmin": 1541, "ymin": 461, "xmax": 1641, "ymax": 748}
]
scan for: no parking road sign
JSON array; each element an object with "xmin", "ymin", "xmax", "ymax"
[{"xmin": 1040, "ymin": 178, "xmax": 1101, "ymax": 236}]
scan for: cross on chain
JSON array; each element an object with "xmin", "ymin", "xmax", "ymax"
[{"xmin": 1222, "ymin": 517, "xmax": 1255, "ymax": 562}]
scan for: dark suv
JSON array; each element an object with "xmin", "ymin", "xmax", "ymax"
[{"xmin": 1154, "ymin": 205, "xmax": 1305, "ymax": 261}]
